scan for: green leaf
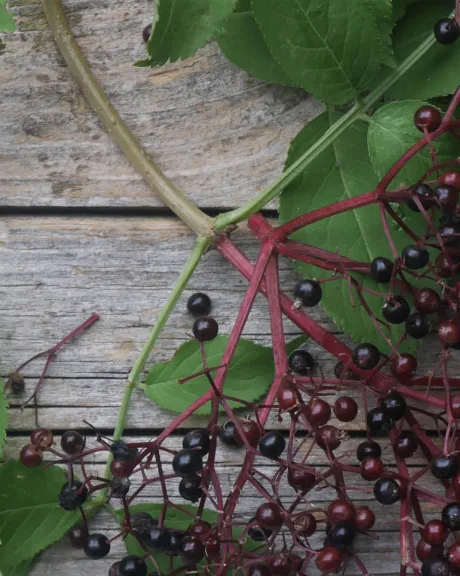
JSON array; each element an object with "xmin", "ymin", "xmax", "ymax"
[
  {"xmin": 142, "ymin": 0, "xmax": 235, "ymax": 67},
  {"xmin": 279, "ymin": 111, "xmax": 432, "ymax": 354},
  {"xmin": 386, "ymin": 1, "xmax": 460, "ymax": 100},
  {"xmin": 252, "ymin": 0, "xmax": 382, "ymax": 105},
  {"xmin": 286, "ymin": 334, "xmax": 308, "ymax": 355},
  {"xmin": 392, "ymin": 0, "xmax": 419, "ymax": 22},
  {"xmin": 145, "ymin": 335, "xmax": 283, "ymax": 414},
  {"xmin": 116, "ymin": 504, "xmax": 256, "ymax": 575},
  {"xmin": 367, "ymin": 100, "xmax": 460, "ymax": 188},
  {"xmin": 0, "ymin": 1, "xmax": 15, "ymax": 33},
  {"xmin": 216, "ymin": 0, "xmax": 295, "ymax": 86},
  {"xmin": 0, "ymin": 384, "xmax": 7, "ymax": 458},
  {"xmin": 0, "ymin": 462, "xmax": 82, "ymax": 571},
  {"xmin": 1, "ymin": 560, "xmax": 32, "ymax": 576},
  {"xmin": 368, "ymin": 0, "xmax": 396, "ymax": 68}
]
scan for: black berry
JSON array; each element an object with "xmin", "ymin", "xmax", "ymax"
[
  {"xmin": 179, "ymin": 536, "xmax": 205, "ymax": 564},
  {"xmin": 58, "ymin": 480, "xmax": 88, "ymax": 511},
  {"xmin": 288, "ymin": 349, "xmax": 314, "ymax": 374},
  {"xmin": 219, "ymin": 421, "xmax": 238, "ymax": 446},
  {"xmin": 373, "ymin": 477, "xmax": 401, "ymax": 505},
  {"xmin": 179, "ymin": 476, "xmax": 203, "ymax": 502},
  {"xmin": 352, "ymin": 343, "xmax": 380, "ymax": 370},
  {"xmin": 326, "ymin": 522, "xmax": 355, "ymax": 548},
  {"xmin": 370, "ymin": 257, "xmax": 394, "ymax": 283},
  {"xmin": 111, "ymin": 440, "xmax": 138, "ymax": 462},
  {"xmin": 380, "ymin": 392, "xmax": 406, "ymax": 421},
  {"xmin": 407, "ymin": 183, "xmax": 434, "ymax": 211},
  {"xmin": 131, "ymin": 512, "xmax": 156, "ymax": 539},
  {"xmin": 119, "ymin": 555, "xmax": 148, "ymax": 576},
  {"xmin": 258, "ymin": 431, "xmax": 286, "ymax": 459},
  {"xmin": 192, "ymin": 316, "xmax": 218, "ymax": 342},
  {"xmin": 248, "ymin": 517, "xmax": 272, "ymax": 541},
  {"xmin": 443, "ymin": 502, "xmax": 460, "ymax": 531},
  {"xmin": 182, "ymin": 429, "xmax": 211, "ymax": 456},
  {"xmin": 187, "ymin": 292, "xmax": 212, "ymax": 316},
  {"xmin": 110, "ymin": 477, "xmax": 131, "ymax": 498},
  {"xmin": 436, "ymin": 185, "xmax": 459, "ymax": 211},
  {"xmin": 382, "ymin": 296, "xmax": 410, "ymax": 324},
  {"xmin": 402, "ymin": 245, "xmax": 430, "ymax": 270},
  {"xmin": 169, "ymin": 531, "xmax": 184, "ymax": 556},
  {"xmin": 356, "ymin": 440, "xmax": 381, "ymax": 462},
  {"xmin": 61, "ymin": 430, "xmax": 85, "ymax": 455},
  {"xmin": 68, "ymin": 524, "xmax": 89, "ymax": 548},
  {"xmin": 434, "ymin": 18, "xmax": 460, "ymax": 45},
  {"xmin": 146, "ymin": 526, "xmax": 172, "ymax": 549},
  {"xmin": 421, "ymin": 557, "xmax": 450, "ymax": 576},
  {"xmin": 84, "ymin": 533, "xmax": 111, "ymax": 559},
  {"xmin": 294, "ymin": 280, "xmax": 322, "ymax": 307},
  {"xmin": 172, "ymin": 449, "xmax": 203, "ymax": 478},
  {"xmin": 405, "ymin": 313, "xmax": 430, "ymax": 339},
  {"xmin": 367, "ymin": 408, "xmax": 393, "ymax": 435},
  {"xmin": 431, "ymin": 454, "xmax": 458, "ymax": 479}
]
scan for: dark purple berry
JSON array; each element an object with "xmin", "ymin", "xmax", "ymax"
[
  {"xmin": 288, "ymin": 349, "xmax": 314, "ymax": 374},
  {"xmin": 84, "ymin": 533, "xmax": 111, "ymax": 559},
  {"xmin": 294, "ymin": 280, "xmax": 322, "ymax": 306},
  {"xmin": 187, "ymin": 292, "xmax": 212, "ymax": 316},
  {"xmin": 434, "ymin": 18, "xmax": 460, "ymax": 45},
  {"xmin": 58, "ymin": 480, "xmax": 88, "ymax": 511},
  {"xmin": 192, "ymin": 316, "xmax": 218, "ymax": 342}
]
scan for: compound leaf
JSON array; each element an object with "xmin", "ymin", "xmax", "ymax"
[{"xmin": 252, "ymin": 0, "xmax": 383, "ymax": 105}]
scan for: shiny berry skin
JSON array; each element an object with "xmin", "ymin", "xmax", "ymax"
[
  {"xmin": 288, "ymin": 349, "xmax": 314, "ymax": 374},
  {"xmin": 258, "ymin": 431, "xmax": 286, "ymax": 459},
  {"xmin": 416, "ymin": 539, "xmax": 444, "ymax": 562},
  {"xmin": 110, "ymin": 459, "xmax": 136, "ymax": 478},
  {"xmin": 352, "ymin": 343, "xmax": 380, "ymax": 370},
  {"xmin": 370, "ymin": 256, "xmax": 394, "ymax": 282},
  {"xmin": 421, "ymin": 558, "xmax": 450, "ymax": 576},
  {"xmin": 357, "ymin": 440, "xmax": 381, "ymax": 462},
  {"xmin": 434, "ymin": 18, "xmax": 460, "ymax": 45},
  {"xmin": 306, "ymin": 398, "xmax": 331, "ymax": 426},
  {"xmin": 448, "ymin": 543, "xmax": 460, "ymax": 568},
  {"xmin": 219, "ymin": 421, "xmax": 238, "ymax": 446},
  {"xmin": 7, "ymin": 371, "xmax": 25, "ymax": 393},
  {"xmin": 294, "ymin": 512, "xmax": 317, "ymax": 537},
  {"xmin": 393, "ymin": 431, "xmax": 419, "ymax": 458},
  {"xmin": 402, "ymin": 245, "xmax": 430, "ymax": 269},
  {"xmin": 452, "ymin": 396, "xmax": 460, "ymax": 419},
  {"xmin": 61, "ymin": 430, "xmax": 85, "ymax": 455},
  {"xmin": 431, "ymin": 454, "xmax": 458, "ymax": 479},
  {"xmin": 333, "ymin": 396, "xmax": 358, "ymax": 422},
  {"xmin": 256, "ymin": 503, "xmax": 283, "ymax": 529},
  {"xmin": 68, "ymin": 524, "xmax": 89, "ymax": 548},
  {"xmin": 146, "ymin": 526, "xmax": 172, "ymax": 549},
  {"xmin": 361, "ymin": 457, "xmax": 384, "ymax": 481},
  {"xmin": 187, "ymin": 520, "xmax": 212, "ymax": 538},
  {"xmin": 438, "ymin": 320, "xmax": 460, "ymax": 346},
  {"xmin": 287, "ymin": 467, "xmax": 316, "ymax": 491},
  {"xmin": 110, "ymin": 477, "xmax": 130, "ymax": 498},
  {"xmin": 327, "ymin": 500, "xmax": 356, "ymax": 525},
  {"xmin": 440, "ymin": 171, "xmax": 460, "ymax": 191},
  {"xmin": 373, "ymin": 477, "xmax": 401, "ymax": 505},
  {"xmin": 182, "ymin": 429, "xmax": 211, "ymax": 456},
  {"xmin": 407, "ymin": 183, "xmax": 434, "ymax": 211},
  {"xmin": 248, "ymin": 518, "xmax": 272, "ymax": 541},
  {"xmin": 294, "ymin": 279, "xmax": 322, "ymax": 306},
  {"xmin": 119, "ymin": 555, "xmax": 148, "ymax": 576},
  {"xmin": 382, "ymin": 296, "xmax": 410, "ymax": 324},
  {"xmin": 315, "ymin": 425, "xmax": 341, "ymax": 450},
  {"xmin": 187, "ymin": 292, "xmax": 211, "ymax": 317},
  {"xmin": 442, "ymin": 502, "xmax": 460, "ymax": 531},
  {"xmin": 422, "ymin": 520, "xmax": 448, "ymax": 547},
  {"xmin": 233, "ymin": 420, "xmax": 261, "ymax": 447},
  {"xmin": 355, "ymin": 507, "xmax": 375, "ymax": 533},
  {"xmin": 367, "ymin": 407, "xmax": 393, "ymax": 435},
  {"xmin": 440, "ymin": 222, "xmax": 460, "ymax": 247},
  {"xmin": 172, "ymin": 449, "xmax": 203, "ymax": 478},
  {"xmin": 58, "ymin": 480, "xmax": 88, "ymax": 510},
  {"xmin": 179, "ymin": 537, "xmax": 205, "ymax": 564},
  {"xmin": 268, "ymin": 556, "xmax": 291, "ymax": 575},
  {"xmin": 277, "ymin": 385, "xmax": 297, "ymax": 410},
  {"xmin": 111, "ymin": 440, "xmax": 138, "ymax": 462},
  {"xmin": 405, "ymin": 313, "xmax": 430, "ymax": 339},
  {"xmin": 414, "ymin": 289, "xmax": 441, "ymax": 315},
  {"xmin": 380, "ymin": 392, "xmax": 406, "ymax": 421},
  {"xmin": 327, "ymin": 522, "xmax": 355, "ymax": 548},
  {"xmin": 192, "ymin": 316, "xmax": 218, "ymax": 342},
  {"xmin": 142, "ymin": 23, "xmax": 152, "ymax": 43},
  {"xmin": 414, "ymin": 106, "xmax": 442, "ymax": 133},
  {"xmin": 436, "ymin": 185, "xmax": 459, "ymax": 211},
  {"xmin": 247, "ymin": 564, "xmax": 271, "ymax": 576},
  {"xmin": 83, "ymin": 533, "xmax": 111, "ymax": 559},
  {"xmin": 391, "ymin": 353, "xmax": 417, "ymax": 380},
  {"xmin": 20, "ymin": 444, "xmax": 43, "ymax": 468},
  {"xmin": 315, "ymin": 547, "xmax": 343, "ymax": 572},
  {"xmin": 179, "ymin": 476, "xmax": 203, "ymax": 502}
]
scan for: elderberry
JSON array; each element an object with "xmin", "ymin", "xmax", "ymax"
[
  {"xmin": 370, "ymin": 256, "xmax": 394, "ymax": 282},
  {"xmin": 84, "ymin": 533, "xmax": 111, "ymax": 559},
  {"xmin": 402, "ymin": 245, "xmax": 430, "ymax": 270},
  {"xmin": 374, "ymin": 477, "xmax": 401, "ymax": 505},
  {"xmin": 187, "ymin": 292, "xmax": 212, "ymax": 317},
  {"xmin": 352, "ymin": 343, "xmax": 380, "ymax": 370},
  {"xmin": 179, "ymin": 476, "xmax": 203, "ymax": 502},
  {"xmin": 146, "ymin": 526, "xmax": 172, "ymax": 549},
  {"xmin": 431, "ymin": 454, "xmax": 458, "ymax": 479},
  {"xmin": 110, "ymin": 477, "xmax": 131, "ymax": 498},
  {"xmin": 326, "ymin": 522, "xmax": 355, "ymax": 548},
  {"xmin": 414, "ymin": 107, "xmax": 442, "ymax": 133},
  {"xmin": 442, "ymin": 502, "xmax": 460, "ymax": 531},
  {"xmin": 192, "ymin": 316, "xmax": 218, "ymax": 341},
  {"xmin": 182, "ymin": 429, "xmax": 211, "ymax": 456},
  {"xmin": 58, "ymin": 480, "xmax": 88, "ymax": 511},
  {"xmin": 119, "ymin": 556, "xmax": 148, "ymax": 576},
  {"xmin": 172, "ymin": 449, "xmax": 203, "ymax": 478},
  {"xmin": 357, "ymin": 440, "xmax": 381, "ymax": 462},
  {"xmin": 434, "ymin": 18, "xmax": 460, "ymax": 45},
  {"xmin": 111, "ymin": 440, "xmax": 138, "ymax": 462},
  {"xmin": 288, "ymin": 349, "xmax": 314, "ymax": 374},
  {"xmin": 405, "ymin": 313, "xmax": 430, "ymax": 339},
  {"xmin": 367, "ymin": 407, "xmax": 393, "ymax": 435},
  {"xmin": 407, "ymin": 183, "xmax": 434, "ymax": 211},
  {"xmin": 382, "ymin": 296, "xmax": 410, "ymax": 324},
  {"xmin": 294, "ymin": 279, "xmax": 322, "ymax": 306},
  {"xmin": 218, "ymin": 421, "xmax": 238, "ymax": 446},
  {"xmin": 380, "ymin": 392, "xmax": 406, "ymax": 421},
  {"xmin": 258, "ymin": 431, "xmax": 286, "ymax": 459},
  {"xmin": 61, "ymin": 430, "xmax": 85, "ymax": 455},
  {"xmin": 421, "ymin": 558, "xmax": 450, "ymax": 576}
]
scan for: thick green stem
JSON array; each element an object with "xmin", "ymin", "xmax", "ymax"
[
  {"xmin": 213, "ymin": 32, "xmax": 439, "ymax": 231},
  {"xmin": 41, "ymin": 0, "xmax": 213, "ymax": 238},
  {"xmin": 102, "ymin": 235, "xmax": 212, "ymax": 484}
]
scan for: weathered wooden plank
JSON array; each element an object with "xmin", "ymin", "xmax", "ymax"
[{"xmin": 0, "ymin": 0, "xmax": 322, "ymax": 209}]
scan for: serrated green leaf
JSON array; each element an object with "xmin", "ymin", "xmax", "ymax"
[
  {"xmin": 0, "ymin": 462, "xmax": 82, "ymax": 571},
  {"xmin": 116, "ymin": 504, "xmax": 256, "ymax": 575},
  {"xmin": 216, "ymin": 0, "xmax": 295, "ymax": 86},
  {"xmin": 279, "ymin": 111, "xmax": 436, "ymax": 354},
  {"xmin": 252, "ymin": 0, "xmax": 382, "ymax": 105},
  {"xmin": 386, "ymin": 1, "xmax": 459, "ymax": 100},
  {"xmin": 142, "ymin": 0, "xmax": 235, "ymax": 67},
  {"xmin": 392, "ymin": 0, "xmax": 419, "ymax": 22},
  {"xmin": 145, "ymin": 336, "xmax": 287, "ymax": 414},
  {"xmin": 1, "ymin": 559, "xmax": 32, "ymax": 576},
  {"xmin": 0, "ymin": 384, "xmax": 7, "ymax": 458},
  {"xmin": 368, "ymin": 0, "xmax": 396, "ymax": 68},
  {"xmin": 0, "ymin": 1, "xmax": 15, "ymax": 33},
  {"xmin": 367, "ymin": 100, "xmax": 460, "ymax": 188}
]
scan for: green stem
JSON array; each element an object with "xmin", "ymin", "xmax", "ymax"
[
  {"xmin": 41, "ymin": 0, "xmax": 213, "ymax": 238},
  {"xmin": 213, "ymin": 32, "xmax": 438, "ymax": 231},
  {"xmin": 101, "ymin": 235, "xmax": 212, "ymax": 486}
]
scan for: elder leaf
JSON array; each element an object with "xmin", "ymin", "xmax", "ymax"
[
  {"xmin": 367, "ymin": 100, "xmax": 460, "ymax": 188},
  {"xmin": 367, "ymin": 0, "xmax": 396, "ymax": 68},
  {"xmin": 386, "ymin": 1, "xmax": 460, "ymax": 100},
  {"xmin": 392, "ymin": 0, "xmax": 420, "ymax": 22},
  {"xmin": 0, "ymin": 1, "xmax": 15, "ymax": 33},
  {"xmin": 0, "ymin": 462, "xmax": 82, "ymax": 571},
  {"xmin": 216, "ymin": 0, "xmax": 295, "ymax": 86},
  {"xmin": 252, "ymin": 0, "xmax": 382, "ymax": 105},
  {"xmin": 145, "ymin": 335, "xmax": 301, "ymax": 414},
  {"xmin": 141, "ymin": 0, "xmax": 235, "ymax": 67},
  {"xmin": 279, "ymin": 111, "xmax": 435, "ymax": 354},
  {"xmin": 0, "ymin": 385, "xmax": 7, "ymax": 457}
]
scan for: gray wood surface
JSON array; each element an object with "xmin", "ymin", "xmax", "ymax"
[{"xmin": 0, "ymin": 2, "xmax": 444, "ymax": 574}]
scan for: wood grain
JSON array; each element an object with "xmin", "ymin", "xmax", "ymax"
[{"xmin": 0, "ymin": 0, "xmax": 322, "ymax": 210}]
